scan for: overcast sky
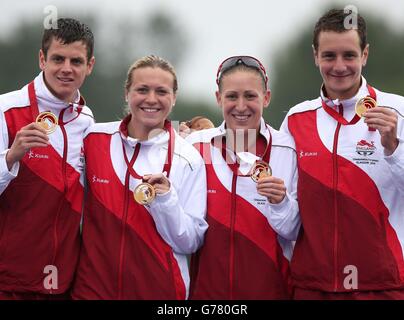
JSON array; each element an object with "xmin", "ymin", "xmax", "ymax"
[{"xmin": 1, "ymin": 0, "xmax": 403, "ymax": 104}]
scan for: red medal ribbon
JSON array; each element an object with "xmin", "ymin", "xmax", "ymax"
[
  {"xmin": 321, "ymin": 84, "xmax": 377, "ymax": 131},
  {"xmin": 121, "ymin": 118, "xmax": 175, "ymax": 180},
  {"xmin": 219, "ymin": 124, "xmax": 272, "ymax": 176},
  {"xmin": 28, "ymin": 81, "xmax": 84, "ymax": 125}
]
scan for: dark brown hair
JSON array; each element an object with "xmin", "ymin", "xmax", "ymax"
[
  {"xmin": 42, "ymin": 18, "xmax": 94, "ymax": 61},
  {"xmin": 313, "ymin": 9, "xmax": 367, "ymax": 51}
]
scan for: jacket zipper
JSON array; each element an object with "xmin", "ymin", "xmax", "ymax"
[
  {"xmin": 50, "ymin": 108, "xmax": 69, "ymax": 293},
  {"xmin": 117, "ymin": 169, "xmax": 131, "ymax": 299},
  {"xmin": 229, "ymin": 173, "xmax": 238, "ymax": 299},
  {"xmin": 332, "ymin": 122, "xmax": 342, "ymax": 292}
]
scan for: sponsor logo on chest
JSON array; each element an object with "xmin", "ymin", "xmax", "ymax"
[
  {"xmin": 299, "ymin": 150, "xmax": 319, "ymax": 159},
  {"xmin": 27, "ymin": 150, "xmax": 49, "ymax": 160},
  {"xmin": 92, "ymin": 174, "xmax": 110, "ymax": 184}
]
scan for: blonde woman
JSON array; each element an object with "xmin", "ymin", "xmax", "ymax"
[{"xmin": 72, "ymin": 55, "xmax": 208, "ymax": 300}]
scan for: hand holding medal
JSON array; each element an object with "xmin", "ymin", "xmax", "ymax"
[
  {"xmin": 35, "ymin": 111, "xmax": 58, "ymax": 134},
  {"xmin": 252, "ymin": 161, "xmax": 287, "ymax": 204},
  {"xmin": 5, "ymin": 122, "xmax": 50, "ymax": 171},
  {"xmin": 363, "ymin": 105, "xmax": 400, "ymax": 155},
  {"xmin": 250, "ymin": 160, "xmax": 272, "ymax": 182},
  {"xmin": 134, "ymin": 173, "xmax": 171, "ymax": 205},
  {"xmin": 355, "ymin": 96, "xmax": 377, "ymax": 118}
]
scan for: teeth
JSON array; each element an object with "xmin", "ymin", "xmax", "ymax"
[
  {"xmin": 234, "ymin": 115, "xmax": 249, "ymax": 120},
  {"xmin": 58, "ymin": 78, "xmax": 72, "ymax": 82},
  {"xmin": 142, "ymin": 108, "xmax": 159, "ymax": 113}
]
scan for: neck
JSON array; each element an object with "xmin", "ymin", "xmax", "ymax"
[
  {"xmin": 324, "ymin": 81, "xmax": 362, "ymax": 101},
  {"xmin": 226, "ymin": 129, "xmax": 259, "ymax": 153},
  {"xmin": 43, "ymin": 74, "xmax": 77, "ymax": 103},
  {"xmin": 128, "ymin": 119, "xmax": 165, "ymax": 141}
]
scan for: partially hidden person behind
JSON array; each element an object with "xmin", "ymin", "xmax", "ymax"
[
  {"xmin": 187, "ymin": 56, "xmax": 301, "ymax": 299},
  {"xmin": 281, "ymin": 9, "xmax": 404, "ymax": 299},
  {"xmin": 72, "ymin": 55, "xmax": 208, "ymax": 300},
  {"xmin": 179, "ymin": 116, "xmax": 215, "ymax": 138},
  {"xmin": 0, "ymin": 18, "xmax": 95, "ymax": 299}
]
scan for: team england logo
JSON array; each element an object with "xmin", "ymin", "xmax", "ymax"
[{"xmin": 356, "ymin": 140, "xmax": 376, "ymax": 156}]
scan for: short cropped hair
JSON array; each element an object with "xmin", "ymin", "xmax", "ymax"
[
  {"xmin": 42, "ymin": 18, "xmax": 94, "ymax": 61},
  {"xmin": 313, "ymin": 9, "xmax": 367, "ymax": 51}
]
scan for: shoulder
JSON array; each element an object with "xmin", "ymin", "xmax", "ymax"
[
  {"xmin": 269, "ymin": 126, "xmax": 296, "ymax": 151},
  {"xmin": 375, "ymin": 89, "xmax": 404, "ymax": 113},
  {"xmin": 174, "ymin": 131, "xmax": 205, "ymax": 169},
  {"xmin": 79, "ymin": 105, "xmax": 95, "ymax": 121},
  {"xmin": 285, "ymin": 97, "xmax": 322, "ymax": 117},
  {"xmin": 0, "ymin": 84, "xmax": 30, "ymax": 113},
  {"xmin": 185, "ymin": 127, "xmax": 223, "ymax": 145},
  {"xmin": 84, "ymin": 121, "xmax": 121, "ymax": 139}
]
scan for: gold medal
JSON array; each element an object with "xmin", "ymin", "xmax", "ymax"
[
  {"xmin": 36, "ymin": 111, "xmax": 58, "ymax": 134},
  {"xmin": 250, "ymin": 160, "xmax": 272, "ymax": 183},
  {"xmin": 133, "ymin": 182, "xmax": 156, "ymax": 205},
  {"xmin": 355, "ymin": 96, "xmax": 377, "ymax": 117}
]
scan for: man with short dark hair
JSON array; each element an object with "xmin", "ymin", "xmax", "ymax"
[
  {"xmin": 281, "ymin": 8, "xmax": 404, "ymax": 299},
  {"xmin": 0, "ymin": 17, "xmax": 95, "ymax": 299}
]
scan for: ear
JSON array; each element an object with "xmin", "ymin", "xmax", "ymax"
[
  {"xmin": 361, "ymin": 44, "xmax": 370, "ymax": 67},
  {"xmin": 39, "ymin": 49, "xmax": 46, "ymax": 71},
  {"xmin": 215, "ymin": 90, "xmax": 222, "ymax": 108},
  {"xmin": 312, "ymin": 45, "xmax": 319, "ymax": 67},
  {"xmin": 171, "ymin": 94, "xmax": 177, "ymax": 109},
  {"xmin": 263, "ymin": 90, "xmax": 271, "ymax": 109},
  {"xmin": 124, "ymin": 89, "xmax": 129, "ymax": 102},
  {"xmin": 86, "ymin": 56, "xmax": 96, "ymax": 76}
]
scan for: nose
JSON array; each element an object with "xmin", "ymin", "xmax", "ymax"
[
  {"xmin": 61, "ymin": 60, "xmax": 73, "ymax": 73},
  {"xmin": 235, "ymin": 97, "xmax": 247, "ymax": 112},
  {"xmin": 333, "ymin": 56, "xmax": 347, "ymax": 73},
  {"xmin": 145, "ymin": 90, "xmax": 158, "ymax": 105}
]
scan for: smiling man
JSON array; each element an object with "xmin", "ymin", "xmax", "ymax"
[
  {"xmin": 0, "ymin": 18, "xmax": 95, "ymax": 299},
  {"xmin": 281, "ymin": 9, "xmax": 404, "ymax": 299}
]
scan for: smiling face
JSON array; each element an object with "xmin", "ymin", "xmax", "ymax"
[
  {"xmin": 39, "ymin": 38, "xmax": 94, "ymax": 103},
  {"xmin": 216, "ymin": 69, "xmax": 270, "ymax": 134},
  {"xmin": 314, "ymin": 29, "xmax": 369, "ymax": 100},
  {"xmin": 126, "ymin": 67, "xmax": 176, "ymax": 140}
]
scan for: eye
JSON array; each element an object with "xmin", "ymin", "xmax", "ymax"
[
  {"xmin": 71, "ymin": 58, "xmax": 85, "ymax": 66},
  {"xmin": 156, "ymin": 88, "xmax": 169, "ymax": 96},
  {"xmin": 344, "ymin": 52, "xmax": 357, "ymax": 59},
  {"xmin": 322, "ymin": 53, "xmax": 335, "ymax": 60},
  {"xmin": 245, "ymin": 93, "xmax": 258, "ymax": 100},
  {"xmin": 136, "ymin": 87, "xmax": 148, "ymax": 94},
  {"xmin": 52, "ymin": 56, "xmax": 64, "ymax": 63},
  {"xmin": 225, "ymin": 93, "xmax": 237, "ymax": 100}
]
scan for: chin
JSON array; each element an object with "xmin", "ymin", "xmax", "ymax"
[
  {"xmin": 143, "ymin": 119, "xmax": 165, "ymax": 129},
  {"xmin": 230, "ymin": 125, "xmax": 250, "ymax": 133}
]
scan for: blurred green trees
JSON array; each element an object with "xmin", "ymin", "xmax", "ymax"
[
  {"xmin": 0, "ymin": 12, "xmax": 221, "ymax": 124},
  {"xmin": 1, "ymin": 9, "xmax": 403, "ymax": 129}
]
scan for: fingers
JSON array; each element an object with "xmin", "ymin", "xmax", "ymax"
[
  {"xmin": 364, "ymin": 107, "xmax": 398, "ymax": 127},
  {"xmin": 179, "ymin": 123, "xmax": 192, "ymax": 138},
  {"xmin": 142, "ymin": 173, "xmax": 171, "ymax": 194},
  {"xmin": 256, "ymin": 176, "xmax": 284, "ymax": 189},
  {"xmin": 6, "ymin": 123, "xmax": 50, "ymax": 168},
  {"xmin": 365, "ymin": 106, "xmax": 396, "ymax": 117},
  {"xmin": 18, "ymin": 123, "xmax": 49, "ymax": 143},
  {"xmin": 364, "ymin": 107, "xmax": 398, "ymax": 154},
  {"xmin": 256, "ymin": 176, "xmax": 286, "ymax": 204},
  {"xmin": 24, "ymin": 122, "xmax": 49, "ymax": 135}
]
